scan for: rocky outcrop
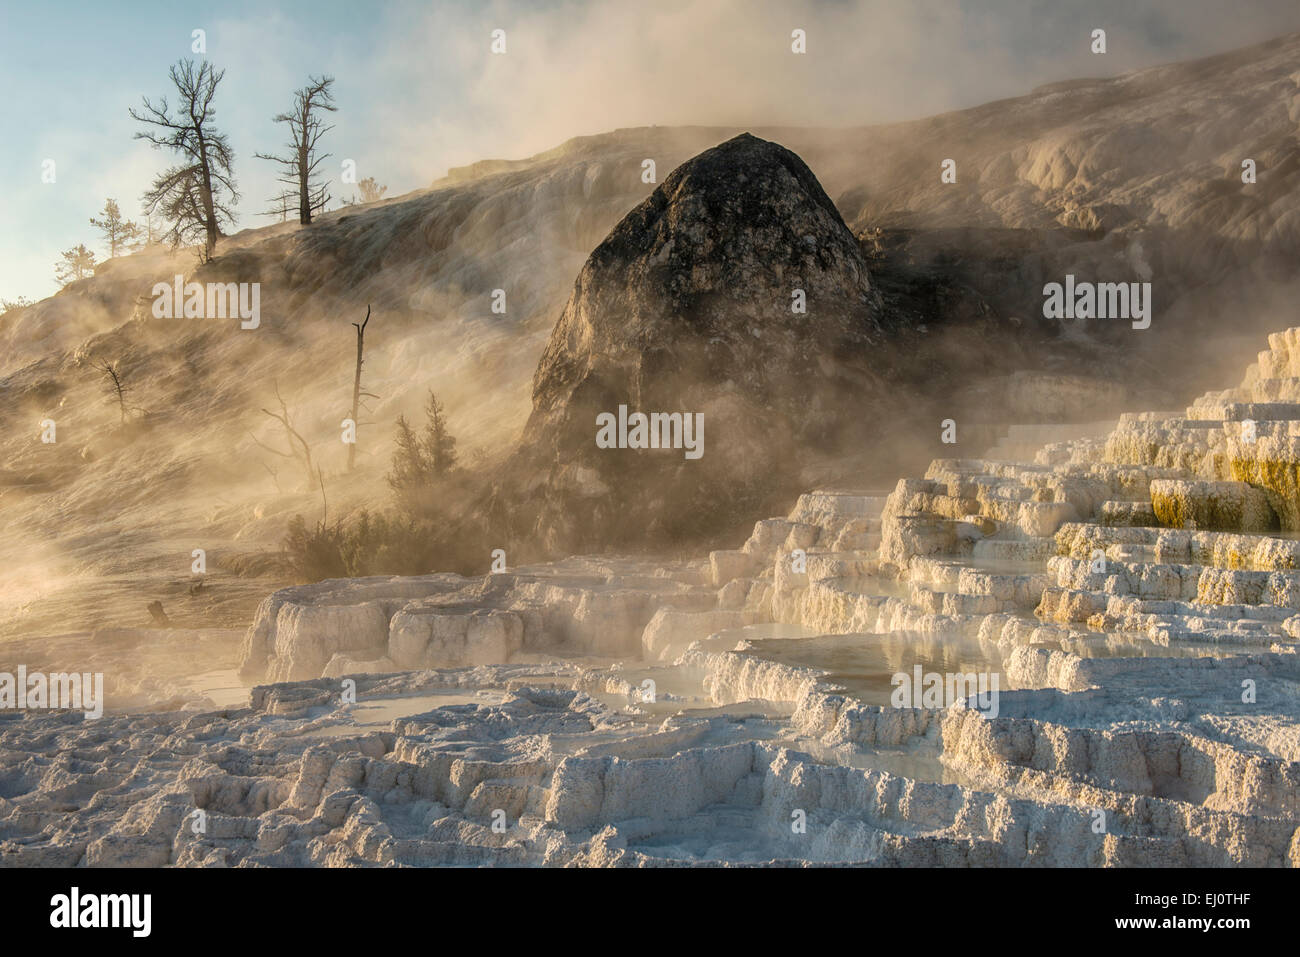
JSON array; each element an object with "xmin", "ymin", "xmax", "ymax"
[{"xmin": 513, "ymin": 133, "xmax": 888, "ymax": 552}]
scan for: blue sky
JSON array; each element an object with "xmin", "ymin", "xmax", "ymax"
[
  {"xmin": 1, "ymin": 0, "xmax": 489, "ymax": 301},
  {"xmin": 4, "ymin": 0, "xmax": 1299, "ymax": 303}
]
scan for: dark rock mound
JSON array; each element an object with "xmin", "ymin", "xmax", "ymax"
[{"xmin": 510, "ymin": 133, "xmax": 893, "ymax": 552}]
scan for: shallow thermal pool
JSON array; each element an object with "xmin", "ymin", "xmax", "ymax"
[
  {"xmin": 304, "ymin": 689, "xmax": 508, "ymax": 737},
  {"xmin": 189, "ymin": 669, "xmax": 249, "ymax": 709},
  {"xmin": 740, "ymin": 629, "xmax": 1004, "ymax": 707}
]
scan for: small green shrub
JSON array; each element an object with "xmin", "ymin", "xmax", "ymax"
[{"xmin": 282, "ymin": 391, "xmax": 480, "ymax": 583}]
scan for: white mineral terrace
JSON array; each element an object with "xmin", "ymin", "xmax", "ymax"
[{"xmin": 6, "ymin": 330, "xmax": 1300, "ymax": 866}]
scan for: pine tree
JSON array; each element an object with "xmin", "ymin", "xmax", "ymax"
[
  {"xmin": 420, "ymin": 390, "xmax": 458, "ymax": 477},
  {"xmin": 386, "ymin": 414, "xmax": 424, "ymax": 499},
  {"xmin": 54, "ymin": 244, "xmax": 96, "ymax": 286},
  {"xmin": 89, "ymin": 199, "xmax": 142, "ymax": 258},
  {"xmin": 385, "ymin": 392, "xmax": 458, "ymax": 514},
  {"xmin": 343, "ymin": 177, "xmax": 387, "ymax": 206}
]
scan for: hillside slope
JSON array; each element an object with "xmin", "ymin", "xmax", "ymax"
[{"xmin": 2, "ymin": 33, "xmax": 1298, "ymax": 640}]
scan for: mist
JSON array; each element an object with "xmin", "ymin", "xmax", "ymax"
[{"xmin": 3, "ymin": 3, "xmax": 1300, "ymax": 880}]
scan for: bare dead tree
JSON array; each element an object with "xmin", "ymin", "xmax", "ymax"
[
  {"xmin": 260, "ymin": 460, "xmax": 283, "ymax": 494},
  {"xmin": 133, "ymin": 211, "xmax": 164, "ymax": 250},
  {"xmin": 255, "ymin": 75, "xmax": 336, "ymax": 225},
  {"xmin": 265, "ymin": 191, "xmax": 293, "ymax": 223},
  {"xmin": 93, "ymin": 359, "xmax": 131, "ymax": 424},
  {"xmin": 131, "ymin": 60, "xmax": 238, "ymax": 261},
  {"xmin": 316, "ymin": 467, "xmax": 328, "ymax": 524},
  {"xmin": 251, "ymin": 382, "xmax": 314, "ymax": 483},
  {"xmin": 347, "ymin": 305, "xmax": 378, "ymax": 471}
]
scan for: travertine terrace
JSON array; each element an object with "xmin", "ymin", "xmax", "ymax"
[{"xmin": 4, "ymin": 329, "xmax": 1300, "ymax": 867}]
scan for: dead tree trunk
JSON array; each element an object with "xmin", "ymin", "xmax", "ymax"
[
  {"xmin": 107, "ymin": 366, "xmax": 127, "ymax": 424},
  {"xmin": 348, "ymin": 305, "xmax": 371, "ymax": 471},
  {"xmin": 253, "ymin": 382, "xmax": 314, "ymax": 484},
  {"xmin": 299, "ymin": 142, "xmax": 312, "ymax": 224},
  {"xmin": 95, "ymin": 359, "xmax": 130, "ymax": 424}
]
